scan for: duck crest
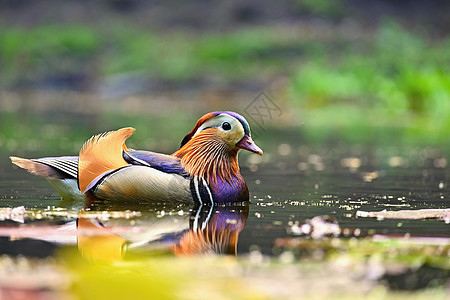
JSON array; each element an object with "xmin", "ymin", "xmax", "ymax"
[{"xmin": 173, "ymin": 129, "xmax": 240, "ymax": 186}]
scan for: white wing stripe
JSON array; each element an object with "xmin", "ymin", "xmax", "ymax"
[
  {"xmin": 193, "ymin": 176, "xmax": 202, "ymax": 205},
  {"xmin": 192, "ymin": 176, "xmax": 202, "ymax": 231},
  {"xmin": 201, "ymin": 178, "xmax": 214, "ymax": 230},
  {"xmin": 33, "ymin": 158, "xmax": 78, "ymax": 178},
  {"xmin": 51, "ymin": 160, "xmax": 78, "ymax": 173},
  {"xmin": 201, "ymin": 177, "xmax": 214, "ymax": 206}
]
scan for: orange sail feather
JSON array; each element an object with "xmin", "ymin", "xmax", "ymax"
[{"xmin": 78, "ymin": 127, "xmax": 135, "ymax": 193}]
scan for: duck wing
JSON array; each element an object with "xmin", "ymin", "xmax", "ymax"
[
  {"xmin": 124, "ymin": 150, "xmax": 189, "ymax": 177},
  {"xmin": 78, "ymin": 128, "xmax": 192, "ymax": 203},
  {"xmin": 93, "ymin": 165, "xmax": 192, "ymax": 203}
]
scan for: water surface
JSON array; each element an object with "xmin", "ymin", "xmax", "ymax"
[
  {"xmin": 0, "ymin": 139, "xmax": 449, "ymax": 300},
  {"xmin": 1, "ymin": 143, "xmax": 448, "ymax": 256}
]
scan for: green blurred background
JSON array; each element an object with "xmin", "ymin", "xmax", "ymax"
[{"xmin": 0, "ymin": 0, "xmax": 449, "ymax": 156}]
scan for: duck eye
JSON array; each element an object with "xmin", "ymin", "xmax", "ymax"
[{"xmin": 222, "ymin": 122, "xmax": 231, "ymax": 131}]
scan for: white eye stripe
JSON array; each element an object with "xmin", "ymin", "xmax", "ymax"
[{"xmin": 193, "ymin": 114, "xmax": 244, "ymax": 137}]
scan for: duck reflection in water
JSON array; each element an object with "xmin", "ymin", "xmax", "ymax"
[{"xmin": 77, "ymin": 199, "xmax": 249, "ymax": 261}]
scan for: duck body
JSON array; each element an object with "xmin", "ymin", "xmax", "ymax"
[{"xmin": 11, "ymin": 111, "xmax": 262, "ymax": 205}]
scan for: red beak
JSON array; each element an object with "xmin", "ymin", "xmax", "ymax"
[{"xmin": 236, "ymin": 135, "xmax": 263, "ymax": 156}]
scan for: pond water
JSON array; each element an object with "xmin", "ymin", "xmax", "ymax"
[{"xmin": 0, "ymin": 141, "xmax": 449, "ymax": 298}]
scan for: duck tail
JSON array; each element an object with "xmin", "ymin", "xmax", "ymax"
[
  {"xmin": 78, "ymin": 127, "xmax": 135, "ymax": 193},
  {"xmin": 10, "ymin": 156, "xmax": 58, "ymax": 179}
]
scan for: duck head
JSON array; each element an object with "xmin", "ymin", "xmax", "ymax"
[
  {"xmin": 181, "ymin": 111, "xmax": 263, "ymax": 155},
  {"xmin": 173, "ymin": 111, "xmax": 262, "ymax": 184}
]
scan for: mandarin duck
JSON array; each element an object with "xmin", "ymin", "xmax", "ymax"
[{"xmin": 10, "ymin": 111, "xmax": 262, "ymax": 204}]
